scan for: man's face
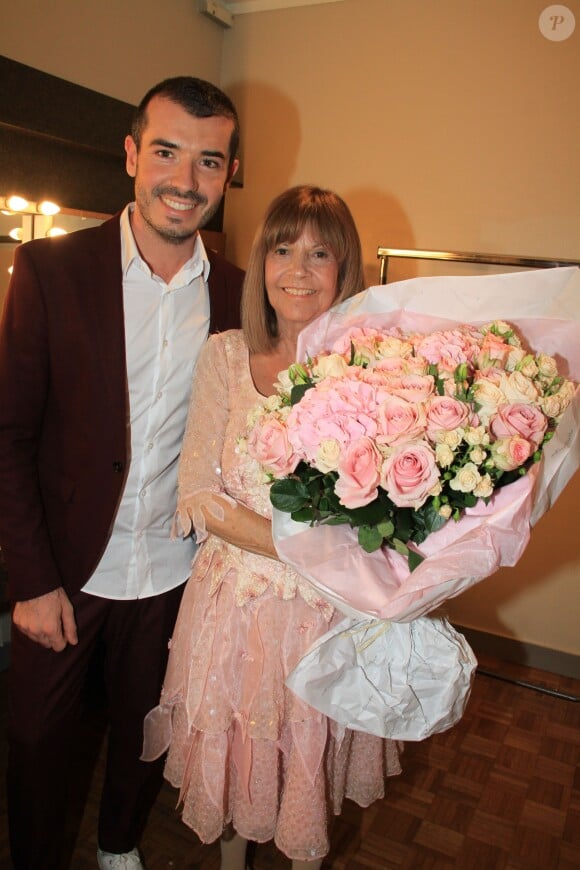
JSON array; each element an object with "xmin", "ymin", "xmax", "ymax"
[{"xmin": 124, "ymin": 95, "xmax": 238, "ymax": 245}]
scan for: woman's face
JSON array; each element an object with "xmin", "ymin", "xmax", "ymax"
[{"xmin": 264, "ymin": 226, "xmax": 339, "ymax": 336}]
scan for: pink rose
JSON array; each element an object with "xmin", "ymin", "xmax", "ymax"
[
  {"xmin": 247, "ymin": 417, "xmax": 299, "ymax": 477},
  {"xmin": 377, "ymin": 395, "xmax": 427, "ymax": 446},
  {"xmin": 490, "ymin": 435, "xmax": 532, "ymax": 471},
  {"xmin": 425, "ymin": 395, "xmax": 471, "ymax": 438},
  {"xmin": 477, "ymin": 332, "xmax": 511, "ymax": 369},
  {"xmin": 490, "ymin": 403, "xmax": 547, "ymax": 448},
  {"xmin": 335, "ymin": 436, "xmax": 382, "ymax": 508},
  {"xmin": 381, "ymin": 441, "xmax": 440, "ymax": 509}
]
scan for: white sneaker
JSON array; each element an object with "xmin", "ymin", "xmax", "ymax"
[{"xmin": 97, "ymin": 846, "xmax": 144, "ymax": 869}]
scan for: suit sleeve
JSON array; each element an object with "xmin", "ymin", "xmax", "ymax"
[
  {"xmin": 207, "ymin": 250, "xmax": 245, "ymax": 333},
  {"xmin": 0, "ymin": 244, "xmax": 63, "ymax": 600}
]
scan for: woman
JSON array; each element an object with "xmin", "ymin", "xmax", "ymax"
[{"xmin": 142, "ymin": 186, "xmax": 402, "ymax": 869}]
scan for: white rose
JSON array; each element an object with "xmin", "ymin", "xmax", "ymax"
[
  {"xmin": 274, "ymin": 369, "xmax": 293, "ymax": 394},
  {"xmin": 500, "ymin": 371, "xmax": 539, "ymax": 405},
  {"xmin": 429, "ymin": 479, "xmax": 443, "ymax": 497},
  {"xmin": 312, "ymin": 353, "xmax": 349, "ymax": 380},
  {"xmin": 315, "ymin": 438, "xmax": 342, "ymax": 472},
  {"xmin": 438, "ymin": 504, "xmax": 453, "ymax": 520},
  {"xmin": 435, "ymin": 443, "xmax": 455, "ymax": 468},
  {"xmin": 473, "ymin": 379, "xmax": 505, "ymax": 422},
  {"xmin": 247, "ymin": 405, "xmax": 266, "ymax": 428},
  {"xmin": 449, "ymin": 462, "xmax": 481, "ymax": 493},
  {"xmin": 540, "ymin": 394, "xmax": 562, "ymax": 419},
  {"xmin": 517, "ymin": 355, "xmax": 539, "ymax": 379},
  {"xmin": 488, "ymin": 320, "xmax": 516, "ymax": 339},
  {"xmin": 441, "ymin": 428, "xmax": 464, "ymax": 450},
  {"xmin": 353, "ymin": 346, "xmax": 374, "ymax": 366},
  {"xmin": 264, "ymin": 394, "xmax": 284, "ymax": 412},
  {"xmin": 473, "ymin": 473, "xmax": 494, "ymax": 498},
  {"xmin": 469, "ymin": 446, "xmax": 487, "ymax": 465},
  {"xmin": 557, "ymin": 379, "xmax": 576, "ymax": 409},
  {"xmin": 505, "ymin": 346, "xmax": 526, "ymax": 372},
  {"xmin": 537, "ymin": 353, "xmax": 559, "ymax": 380},
  {"xmin": 376, "ymin": 337, "xmax": 413, "ymax": 359},
  {"xmin": 463, "ymin": 425, "xmax": 489, "ymax": 447}
]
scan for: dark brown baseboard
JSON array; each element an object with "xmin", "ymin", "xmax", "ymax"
[{"xmin": 454, "ymin": 623, "xmax": 580, "ymax": 680}]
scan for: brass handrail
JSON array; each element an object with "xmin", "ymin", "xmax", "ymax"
[{"xmin": 377, "ymin": 246, "xmax": 580, "ymax": 284}]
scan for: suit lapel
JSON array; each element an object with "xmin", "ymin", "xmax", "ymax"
[{"xmin": 83, "ymin": 215, "xmax": 128, "ymax": 417}]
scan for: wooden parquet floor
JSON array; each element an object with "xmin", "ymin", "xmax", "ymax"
[{"xmin": 0, "ymin": 653, "xmax": 578, "ymax": 869}]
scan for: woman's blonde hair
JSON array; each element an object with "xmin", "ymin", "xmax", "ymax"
[{"xmin": 241, "ymin": 185, "xmax": 365, "ymax": 353}]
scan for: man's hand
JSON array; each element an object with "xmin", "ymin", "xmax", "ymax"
[{"xmin": 13, "ymin": 587, "xmax": 78, "ymax": 652}]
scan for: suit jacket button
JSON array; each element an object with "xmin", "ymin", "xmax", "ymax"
[{"xmin": 112, "ymin": 461, "xmax": 124, "ymax": 473}]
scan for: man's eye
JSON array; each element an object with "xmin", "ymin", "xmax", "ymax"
[
  {"xmin": 156, "ymin": 149, "xmax": 174, "ymax": 159},
  {"xmin": 201, "ymin": 158, "xmax": 220, "ymax": 169}
]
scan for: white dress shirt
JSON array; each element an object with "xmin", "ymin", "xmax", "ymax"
[{"xmin": 83, "ymin": 205, "xmax": 210, "ymax": 599}]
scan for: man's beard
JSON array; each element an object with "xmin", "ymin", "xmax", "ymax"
[{"xmin": 136, "ymin": 184, "xmax": 222, "ymax": 245}]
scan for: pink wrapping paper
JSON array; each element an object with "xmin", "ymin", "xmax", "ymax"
[{"xmin": 273, "ymin": 267, "xmax": 580, "ymax": 623}]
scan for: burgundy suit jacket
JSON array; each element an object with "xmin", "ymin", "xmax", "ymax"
[{"xmin": 0, "ymin": 213, "xmax": 244, "ymax": 602}]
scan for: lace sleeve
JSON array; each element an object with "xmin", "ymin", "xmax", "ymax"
[{"xmin": 175, "ymin": 333, "xmax": 236, "ymax": 541}]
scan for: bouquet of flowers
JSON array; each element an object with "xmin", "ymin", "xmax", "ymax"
[
  {"xmin": 246, "ymin": 267, "xmax": 580, "ymax": 740},
  {"xmin": 248, "ymin": 319, "xmax": 574, "ymax": 572}
]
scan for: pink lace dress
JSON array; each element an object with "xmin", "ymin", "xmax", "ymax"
[{"xmin": 142, "ymin": 330, "xmax": 402, "ymax": 861}]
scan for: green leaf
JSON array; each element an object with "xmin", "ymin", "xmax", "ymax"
[
  {"xmin": 291, "ymin": 507, "xmax": 317, "ymax": 524},
  {"xmin": 323, "ymin": 515, "xmax": 352, "ymax": 526},
  {"xmin": 394, "ymin": 508, "xmax": 414, "ymax": 542},
  {"xmin": 270, "ymin": 478, "xmax": 310, "ymax": 513},
  {"xmin": 358, "ymin": 525, "xmax": 383, "ymax": 552},
  {"xmin": 290, "ymin": 383, "xmax": 314, "ymax": 405},
  {"xmin": 391, "ymin": 537, "xmax": 410, "ymax": 557},
  {"xmin": 376, "ymin": 518, "xmax": 394, "ymax": 538},
  {"xmin": 408, "ymin": 550, "xmax": 425, "ymax": 572}
]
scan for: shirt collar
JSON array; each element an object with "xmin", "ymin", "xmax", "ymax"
[{"xmin": 120, "ymin": 204, "xmax": 210, "ymax": 284}]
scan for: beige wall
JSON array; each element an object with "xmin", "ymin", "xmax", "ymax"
[
  {"xmin": 222, "ymin": 0, "xmax": 579, "ymax": 282},
  {"xmin": 1, "ymin": 0, "xmax": 579, "ymax": 657},
  {"xmin": 0, "ymin": 0, "xmax": 224, "ymax": 104},
  {"xmin": 221, "ymin": 0, "xmax": 580, "ymax": 658}
]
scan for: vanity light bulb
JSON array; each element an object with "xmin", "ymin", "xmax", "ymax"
[
  {"xmin": 6, "ymin": 195, "xmax": 29, "ymax": 212},
  {"xmin": 38, "ymin": 200, "xmax": 60, "ymax": 216},
  {"xmin": 8, "ymin": 227, "xmax": 23, "ymax": 241},
  {"xmin": 46, "ymin": 227, "xmax": 67, "ymax": 237},
  {"xmin": 8, "ymin": 265, "xmax": 13, "ymax": 275}
]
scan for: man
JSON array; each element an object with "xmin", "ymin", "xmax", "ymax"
[{"xmin": 0, "ymin": 77, "xmax": 243, "ymax": 869}]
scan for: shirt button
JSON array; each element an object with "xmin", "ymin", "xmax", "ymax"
[
  {"xmin": 112, "ymin": 461, "xmax": 124, "ymax": 473},
  {"xmin": 156, "ymin": 391, "xmax": 162, "ymax": 400}
]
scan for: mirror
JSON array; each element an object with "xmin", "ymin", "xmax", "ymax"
[{"xmin": 0, "ymin": 204, "xmax": 108, "ymax": 312}]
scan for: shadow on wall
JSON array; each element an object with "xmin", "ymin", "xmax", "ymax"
[
  {"xmin": 445, "ymin": 471, "xmax": 580, "ymax": 643},
  {"xmin": 224, "ymin": 81, "xmax": 301, "ymax": 267},
  {"xmin": 342, "ymin": 187, "xmax": 416, "ymax": 289}
]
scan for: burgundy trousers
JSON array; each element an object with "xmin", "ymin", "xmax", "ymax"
[{"xmin": 7, "ymin": 584, "xmax": 184, "ymax": 869}]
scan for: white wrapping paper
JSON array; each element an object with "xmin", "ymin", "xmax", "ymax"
[
  {"xmin": 280, "ymin": 267, "xmax": 580, "ymax": 739},
  {"xmin": 286, "ymin": 616, "xmax": 477, "ymax": 740}
]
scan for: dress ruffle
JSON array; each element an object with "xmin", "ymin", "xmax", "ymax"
[{"xmin": 142, "ymin": 331, "xmax": 402, "ymax": 860}]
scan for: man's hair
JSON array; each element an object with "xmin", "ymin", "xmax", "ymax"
[
  {"xmin": 242, "ymin": 185, "xmax": 365, "ymax": 353},
  {"xmin": 131, "ymin": 76, "xmax": 240, "ymax": 164}
]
